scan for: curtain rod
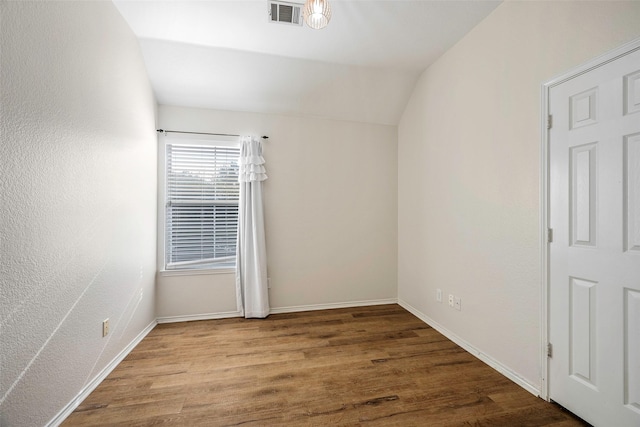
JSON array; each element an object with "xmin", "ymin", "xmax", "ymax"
[{"xmin": 157, "ymin": 129, "xmax": 268, "ymax": 139}]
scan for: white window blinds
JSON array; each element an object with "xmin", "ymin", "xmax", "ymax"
[{"xmin": 165, "ymin": 141, "xmax": 240, "ymax": 270}]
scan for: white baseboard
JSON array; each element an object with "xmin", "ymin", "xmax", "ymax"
[
  {"xmin": 155, "ymin": 299, "xmax": 398, "ymax": 324},
  {"xmin": 270, "ymin": 298, "xmax": 398, "ymax": 314},
  {"xmin": 156, "ymin": 310, "xmax": 242, "ymax": 324},
  {"xmin": 47, "ymin": 319, "xmax": 157, "ymax": 427},
  {"xmin": 49, "ymin": 298, "xmax": 396, "ymax": 425},
  {"xmin": 398, "ymin": 298, "xmax": 541, "ymax": 398},
  {"xmin": 49, "ymin": 298, "xmax": 537, "ymax": 427}
]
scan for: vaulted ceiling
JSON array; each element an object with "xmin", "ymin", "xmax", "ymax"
[{"xmin": 113, "ymin": 0, "xmax": 501, "ymax": 125}]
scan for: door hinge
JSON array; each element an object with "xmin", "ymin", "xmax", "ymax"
[
  {"xmin": 547, "ymin": 114, "xmax": 553, "ymax": 130},
  {"xmin": 548, "ymin": 228, "xmax": 553, "ymax": 243},
  {"xmin": 547, "ymin": 343, "xmax": 553, "ymax": 358}
]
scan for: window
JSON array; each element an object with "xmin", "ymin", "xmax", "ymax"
[{"xmin": 163, "ymin": 136, "xmax": 240, "ymax": 271}]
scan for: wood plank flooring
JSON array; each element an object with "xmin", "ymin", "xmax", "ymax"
[{"xmin": 63, "ymin": 305, "xmax": 588, "ymax": 426}]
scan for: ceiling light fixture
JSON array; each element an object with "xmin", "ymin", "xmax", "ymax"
[{"xmin": 303, "ymin": 0, "xmax": 331, "ymax": 30}]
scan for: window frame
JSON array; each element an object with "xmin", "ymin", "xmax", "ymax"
[{"xmin": 157, "ymin": 133, "xmax": 240, "ymax": 275}]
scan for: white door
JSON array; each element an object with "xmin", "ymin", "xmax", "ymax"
[{"xmin": 549, "ymin": 46, "xmax": 640, "ymax": 427}]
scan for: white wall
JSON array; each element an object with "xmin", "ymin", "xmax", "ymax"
[
  {"xmin": 157, "ymin": 105, "xmax": 397, "ymax": 320},
  {"xmin": 0, "ymin": 2, "xmax": 157, "ymax": 426},
  {"xmin": 398, "ymin": 1, "xmax": 640, "ymax": 392}
]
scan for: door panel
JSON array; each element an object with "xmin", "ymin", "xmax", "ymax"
[
  {"xmin": 625, "ymin": 133, "xmax": 640, "ymax": 252},
  {"xmin": 570, "ymin": 142, "xmax": 597, "ymax": 246},
  {"xmin": 626, "ymin": 288, "xmax": 640, "ymax": 411},
  {"xmin": 549, "ymin": 47, "xmax": 640, "ymax": 427},
  {"xmin": 569, "ymin": 276, "xmax": 597, "ymax": 387}
]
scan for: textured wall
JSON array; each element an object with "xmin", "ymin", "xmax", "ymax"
[
  {"xmin": 398, "ymin": 1, "xmax": 640, "ymax": 390},
  {"xmin": 0, "ymin": 2, "xmax": 157, "ymax": 425},
  {"xmin": 156, "ymin": 105, "xmax": 398, "ymax": 319}
]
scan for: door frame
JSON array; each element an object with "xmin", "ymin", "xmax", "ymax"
[{"xmin": 540, "ymin": 36, "xmax": 640, "ymax": 401}]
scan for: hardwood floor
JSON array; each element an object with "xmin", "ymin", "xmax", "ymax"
[{"xmin": 63, "ymin": 305, "xmax": 588, "ymax": 426}]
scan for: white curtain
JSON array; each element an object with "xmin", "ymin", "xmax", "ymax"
[{"xmin": 235, "ymin": 136, "xmax": 269, "ymax": 318}]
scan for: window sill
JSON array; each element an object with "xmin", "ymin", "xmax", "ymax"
[{"xmin": 158, "ymin": 268, "xmax": 235, "ymax": 277}]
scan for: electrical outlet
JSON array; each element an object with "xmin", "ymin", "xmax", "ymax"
[
  {"xmin": 102, "ymin": 319, "xmax": 109, "ymax": 337},
  {"xmin": 454, "ymin": 297, "xmax": 461, "ymax": 311},
  {"xmin": 436, "ymin": 289, "xmax": 442, "ymax": 303},
  {"xmin": 448, "ymin": 294, "xmax": 454, "ymax": 307}
]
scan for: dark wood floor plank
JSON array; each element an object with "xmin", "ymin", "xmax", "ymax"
[{"xmin": 62, "ymin": 304, "xmax": 588, "ymax": 426}]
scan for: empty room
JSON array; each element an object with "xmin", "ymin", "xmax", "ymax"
[{"xmin": 1, "ymin": 1, "xmax": 640, "ymax": 426}]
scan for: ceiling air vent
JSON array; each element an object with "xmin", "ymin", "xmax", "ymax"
[{"xmin": 269, "ymin": 1, "xmax": 303, "ymax": 26}]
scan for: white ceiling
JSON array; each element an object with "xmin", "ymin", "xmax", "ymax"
[{"xmin": 113, "ymin": 0, "xmax": 501, "ymax": 125}]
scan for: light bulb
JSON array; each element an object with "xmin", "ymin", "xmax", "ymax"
[{"xmin": 303, "ymin": 0, "xmax": 331, "ymax": 30}]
